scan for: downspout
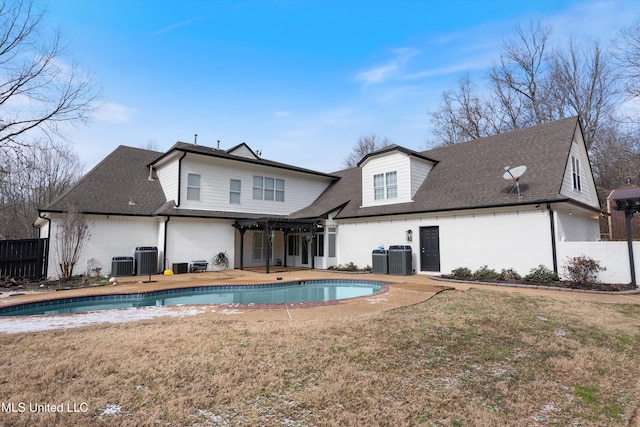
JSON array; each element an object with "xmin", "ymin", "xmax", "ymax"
[
  {"xmin": 175, "ymin": 151, "xmax": 187, "ymax": 207},
  {"xmin": 163, "ymin": 216, "xmax": 171, "ymax": 271},
  {"xmin": 546, "ymin": 203, "xmax": 558, "ymax": 275}
]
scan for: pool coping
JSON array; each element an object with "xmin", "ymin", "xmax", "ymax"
[{"xmin": 0, "ymin": 279, "xmax": 392, "ymax": 316}]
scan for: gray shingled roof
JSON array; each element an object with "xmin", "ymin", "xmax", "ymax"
[
  {"xmin": 152, "ymin": 142, "xmax": 339, "ymax": 180},
  {"xmin": 42, "ymin": 146, "xmax": 167, "ymax": 215},
  {"xmin": 292, "ymin": 117, "xmax": 584, "ymax": 219}
]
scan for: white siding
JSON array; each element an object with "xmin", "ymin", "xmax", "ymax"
[
  {"xmin": 156, "ymin": 158, "xmax": 179, "ymax": 202},
  {"xmin": 46, "ymin": 215, "xmax": 160, "ymax": 278},
  {"xmin": 165, "ymin": 218, "xmax": 235, "ymax": 270},
  {"xmin": 361, "ymin": 152, "xmax": 412, "ymax": 207},
  {"xmin": 178, "ymin": 154, "xmax": 333, "ymax": 215},
  {"xmin": 410, "ymin": 157, "xmax": 433, "ymax": 198},
  {"xmin": 560, "ymin": 131, "xmax": 599, "ymax": 208}
]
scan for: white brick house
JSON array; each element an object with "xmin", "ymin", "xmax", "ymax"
[{"xmin": 37, "ymin": 117, "xmax": 621, "ymax": 282}]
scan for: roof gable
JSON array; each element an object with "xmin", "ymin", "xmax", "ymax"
[
  {"xmin": 357, "ymin": 144, "xmax": 437, "ymax": 167},
  {"xmin": 226, "ymin": 142, "xmax": 259, "ymax": 159}
]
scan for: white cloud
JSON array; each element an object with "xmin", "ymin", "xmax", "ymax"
[
  {"xmin": 272, "ymin": 110, "xmax": 293, "ymax": 118},
  {"xmin": 356, "ymin": 47, "xmax": 420, "ymax": 84},
  {"xmin": 92, "ymin": 102, "xmax": 138, "ymax": 123}
]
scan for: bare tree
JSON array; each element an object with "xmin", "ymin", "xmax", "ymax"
[
  {"xmin": 0, "ymin": 0, "xmax": 98, "ymax": 152},
  {"xmin": 430, "ymin": 21, "xmax": 618, "ymax": 149},
  {"xmin": 589, "ymin": 119, "xmax": 640, "ymax": 192},
  {"xmin": 428, "ymin": 19, "xmax": 632, "ymax": 206},
  {"xmin": 615, "ymin": 19, "xmax": 640, "ymax": 100},
  {"xmin": 550, "ymin": 40, "xmax": 619, "ymax": 150},
  {"xmin": 489, "ymin": 21, "xmax": 554, "ymax": 128},
  {"xmin": 343, "ymin": 134, "xmax": 393, "ymax": 168},
  {"xmin": 55, "ymin": 204, "xmax": 89, "ymax": 278},
  {"xmin": 429, "ymin": 74, "xmax": 499, "ymax": 145},
  {"xmin": 0, "ymin": 143, "xmax": 82, "ymax": 238}
]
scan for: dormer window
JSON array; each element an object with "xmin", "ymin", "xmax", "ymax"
[{"xmin": 374, "ymin": 171, "xmax": 397, "ymax": 200}]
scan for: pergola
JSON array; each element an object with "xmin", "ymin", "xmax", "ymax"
[
  {"xmin": 612, "ymin": 197, "xmax": 640, "ymax": 287},
  {"xmin": 232, "ymin": 217, "xmax": 322, "ymax": 273}
]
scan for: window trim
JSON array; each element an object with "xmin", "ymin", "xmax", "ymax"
[
  {"xmin": 186, "ymin": 173, "xmax": 201, "ymax": 201},
  {"xmin": 571, "ymin": 156, "xmax": 582, "ymax": 191},
  {"xmin": 373, "ymin": 171, "xmax": 397, "ymax": 200},
  {"xmin": 230, "ymin": 179, "xmax": 241, "ymax": 204},
  {"xmin": 253, "ymin": 175, "xmax": 285, "ymax": 202}
]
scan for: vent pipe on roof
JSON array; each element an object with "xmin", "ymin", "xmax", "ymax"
[
  {"xmin": 194, "ymin": 134, "xmax": 198, "ymax": 145},
  {"xmin": 217, "ymin": 140, "xmax": 220, "ymax": 149}
]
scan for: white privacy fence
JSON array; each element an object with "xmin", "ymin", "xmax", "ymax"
[{"xmin": 557, "ymin": 241, "xmax": 640, "ymax": 285}]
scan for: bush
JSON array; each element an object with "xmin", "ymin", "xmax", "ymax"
[
  {"xmin": 472, "ymin": 265, "xmax": 501, "ymax": 281},
  {"xmin": 524, "ymin": 265, "xmax": 559, "ymax": 283},
  {"xmin": 563, "ymin": 255, "xmax": 606, "ymax": 285},
  {"xmin": 451, "ymin": 267, "xmax": 472, "ymax": 278},
  {"xmin": 500, "ymin": 268, "xmax": 521, "ymax": 281}
]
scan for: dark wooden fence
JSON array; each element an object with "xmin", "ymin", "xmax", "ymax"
[{"xmin": 0, "ymin": 238, "xmax": 49, "ymax": 280}]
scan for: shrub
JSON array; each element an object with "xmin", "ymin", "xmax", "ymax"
[
  {"xmin": 473, "ymin": 265, "xmax": 501, "ymax": 281},
  {"xmin": 563, "ymin": 255, "xmax": 606, "ymax": 285},
  {"xmin": 500, "ymin": 268, "xmax": 521, "ymax": 281},
  {"xmin": 524, "ymin": 265, "xmax": 559, "ymax": 283},
  {"xmin": 345, "ymin": 262, "xmax": 358, "ymax": 272},
  {"xmin": 451, "ymin": 267, "xmax": 472, "ymax": 278}
]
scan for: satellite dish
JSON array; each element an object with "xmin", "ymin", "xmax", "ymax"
[
  {"xmin": 502, "ymin": 165, "xmax": 527, "ymax": 180},
  {"xmin": 502, "ymin": 165, "xmax": 527, "ymax": 198}
]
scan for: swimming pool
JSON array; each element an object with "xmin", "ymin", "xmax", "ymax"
[{"xmin": 0, "ymin": 279, "xmax": 385, "ymax": 316}]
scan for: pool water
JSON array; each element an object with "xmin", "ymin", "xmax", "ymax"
[{"xmin": 0, "ymin": 280, "xmax": 384, "ymax": 316}]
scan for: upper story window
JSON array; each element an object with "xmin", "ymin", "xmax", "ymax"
[
  {"xmin": 373, "ymin": 171, "xmax": 397, "ymax": 200},
  {"xmin": 571, "ymin": 156, "xmax": 581, "ymax": 191},
  {"xmin": 187, "ymin": 173, "xmax": 201, "ymax": 200},
  {"xmin": 230, "ymin": 179, "xmax": 241, "ymax": 204},
  {"xmin": 253, "ymin": 175, "xmax": 285, "ymax": 201}
]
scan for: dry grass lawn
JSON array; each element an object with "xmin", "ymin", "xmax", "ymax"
[{"xmin": 1, "ymin": 288, "xmax": 639, "ymax": 426}]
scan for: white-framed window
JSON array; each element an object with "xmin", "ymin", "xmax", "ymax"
[
  {"xmin": 328, "ymin": 227, "xmax": 336, "ymax": 258},
  {"xmin": 386, "ymin": 171, "xmax": 397, "ymax": 198},
  {"xmin": 187, "ymin": 173, "xmax": 201, "ymax": 201},
  {"xmin": 373, "ymin": 171, "xmax": 397, "ymax": 200},
  {"xmin": 253, "ymin": 176, "xmax": 263, "ymax": 200},
  {"xmin": 253, "ymin": 175, "xmax": 285, "ymax": 201},
  {"xmin": 374, "ymin": 173, "xmax": 385, "ymax": 200},
  {"xmin": 571, "ymin": 156, "xmax": 581, "ymax": 191},
  {"xmin": 230, "ymin": 179, "xmax": 241, "ymax": 204},
  {"xmin": 275, "ymin": 179, "xmax": 285, "ymax": 201}
]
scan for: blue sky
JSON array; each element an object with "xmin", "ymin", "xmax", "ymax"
[{"xmin": 46, "ymin": 0, "xmax": 640, "ymax": 173}]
